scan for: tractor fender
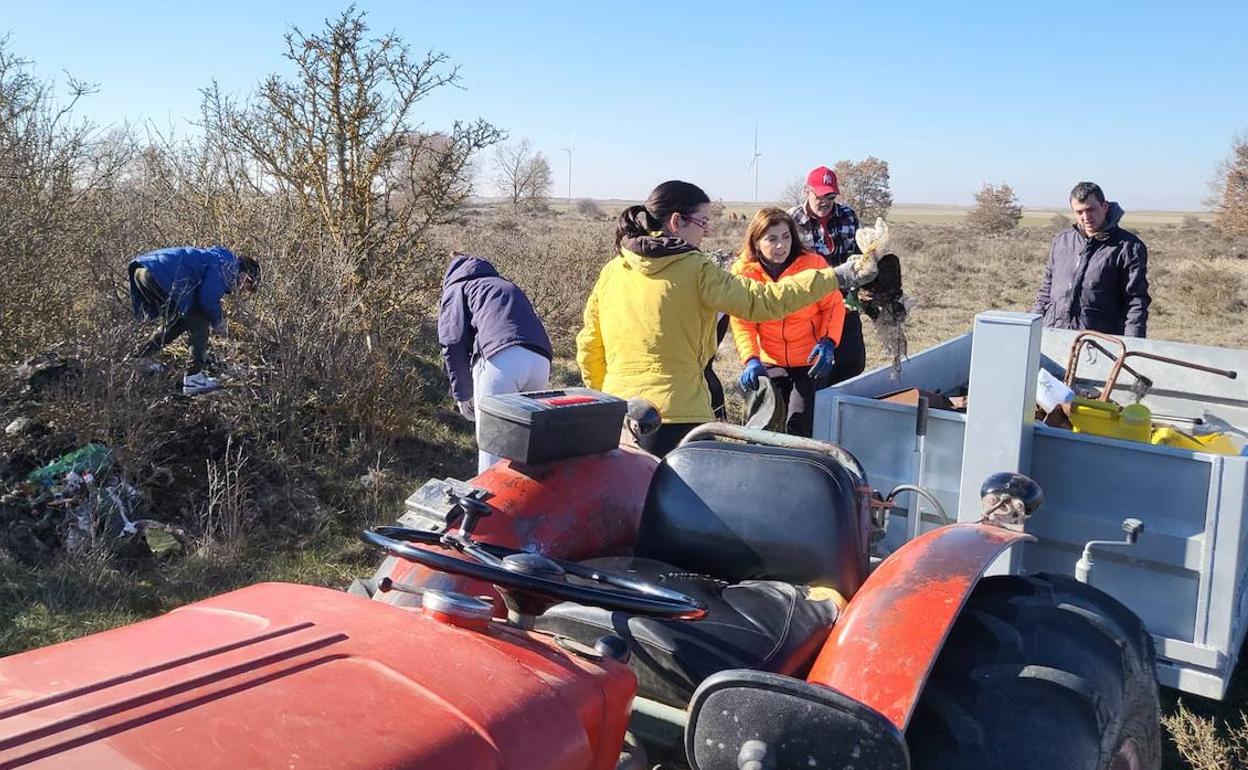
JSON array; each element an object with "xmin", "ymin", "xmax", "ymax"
[{"xmin": 806, "ymin": 523, "xmax": 1033, "ymax": 731}]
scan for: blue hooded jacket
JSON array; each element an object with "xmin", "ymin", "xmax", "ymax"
[
  {"xmin": 129, "ymin": 246, "xmax": 240, "ymax": 326},
  {"xmin": 438, "ymin": 255, "xmax": 553, "ymax": 402}
]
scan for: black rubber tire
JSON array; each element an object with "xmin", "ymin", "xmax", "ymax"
[{"xmin": 906, "ymin": 573, "xmax": 1162, "ymax": 770}]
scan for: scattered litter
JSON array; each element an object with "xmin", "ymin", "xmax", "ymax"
[
  {"xmin": 26, "ymin": 444, "xmax": 113, "ymax": 486},
  {"xmin": 5, "ymin": 417, "xmax": 34, "ymax": 437}
]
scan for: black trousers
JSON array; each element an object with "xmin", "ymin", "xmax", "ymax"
[
  {"xmin": 765, "ymin": 365, "xmax": 832, "ymax": 438},
  {"xmin": 638, "ymin": 423, "xmax": 696, "ymax": 458},
  {"xmin": 133, "ymin": 267, "xmax": 209, "ymax": 374},
  {"xmin": 826, "ymin": 310, "xmax": 866, "ymax": 384}
]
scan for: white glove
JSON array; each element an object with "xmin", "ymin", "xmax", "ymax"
[
  {"xmin": 834, "ymin": 217, "xmax": 891, "ymax": 289},
  {"xmin": 457, "ymin": 400, "xmax": 476, "ymax": 421}
]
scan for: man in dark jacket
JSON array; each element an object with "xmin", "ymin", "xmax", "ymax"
[
  {"xmin": 789, "ymin": 165, "xmax": 867, "ymax": 382},
  {"xmin": 438, "ymin": 253, "xmax": 553, "ymax": 473},
  {"xmin": 1034, "ymin": 182, "xmax": 1150, "ymax": 337},
  {"xmin": 129, "ymin": 246, "xmax": 260, "ymax": 395}
]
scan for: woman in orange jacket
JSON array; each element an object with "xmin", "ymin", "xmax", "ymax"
[{"xmin": 730, "ymin": 207, "xmax": 847, "ymax": 437}]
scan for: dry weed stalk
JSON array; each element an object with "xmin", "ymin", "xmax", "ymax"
[
  {"xmin": 201, "ymin": 436, "xmax": 251, "ymax": 548},
  {"xmin": 1163, "ymin": 701, "xmax": 1248, "ymax": 770}
]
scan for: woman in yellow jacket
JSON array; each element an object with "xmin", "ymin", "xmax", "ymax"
[
  {"xmin": 576, "ymin": 181, "xmax": 875, "ymax": 456},
  {"xmin": 731, "ymin": 208, "xmax": 847, "ymax": 437}
]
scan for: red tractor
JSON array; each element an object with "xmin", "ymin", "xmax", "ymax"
[{"xmin": 0, "ymin": 393, "xmax": 1160, "ymax": 770}]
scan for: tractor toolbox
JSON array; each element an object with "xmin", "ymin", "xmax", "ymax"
[{"xmin": 478, "ymin": 388, "xmax": 627, "ymax": 464}]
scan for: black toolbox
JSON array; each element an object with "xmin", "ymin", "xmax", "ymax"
[{"xmin": 477, "ymin": 389, "xmax": 628, "ymax": 465}]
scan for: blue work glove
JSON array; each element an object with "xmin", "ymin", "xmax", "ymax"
[
  {"xmin": 738, "ymin": 358, "xmax": 767, "ymax": 392},
  {"xmin": 807, "ymin": 338, "xmax": 837, "ymax": 380}
]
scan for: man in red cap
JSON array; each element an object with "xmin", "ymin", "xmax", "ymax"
[{"xmin": 789, "ymin": 165, "xmax": 866, "ymax": 382}]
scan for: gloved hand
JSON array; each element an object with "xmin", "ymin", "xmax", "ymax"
[
  {"xmin": 832, "ymin": 255, "xmax": 878, "ymax": 290},
  {"xmin": 457, "ymin": 399, "xmax": 476, "ymax": 421},
  {"xmin": 738, "ymin": 358, "xmax": 767, "ymax": 392},
  {"xmin": 807, "ymin": 338, "xmax": 837, "ymax": 379}
]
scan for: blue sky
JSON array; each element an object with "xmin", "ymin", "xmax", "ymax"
[{"xmin": 5, "ymin": 1, "xmax": 1247, "ymax": 209}]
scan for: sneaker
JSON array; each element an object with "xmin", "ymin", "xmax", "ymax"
[{"xmin": 182, "ymin": 372, "xmax": 221, "ymax": 396}]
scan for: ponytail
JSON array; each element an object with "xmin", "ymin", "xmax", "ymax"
[{"xmin": 614, "ymin": 180, "xmax": 711, "ymax": 254}]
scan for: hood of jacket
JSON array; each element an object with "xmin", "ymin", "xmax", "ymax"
[
  {"xmin": 1077, "ymin": 202, "xmax": 1126, "ymax": 241},
  {"xmin": 443, "ymin": 254, "xmax": 499, "ymax": 286},
  {"xmin": 619, "ymin": 234, "xmax": 700, "ymax": 276}
]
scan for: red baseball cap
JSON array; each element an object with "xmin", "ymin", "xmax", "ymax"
[{"xmin": 806, "ymin": 166, "xmax": 839, "ymax": 196}]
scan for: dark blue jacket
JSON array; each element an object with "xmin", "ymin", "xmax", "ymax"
[
  {"xmin": 438, "ymin": 255, "xmax": 552, "ymax": 402},
  {"xmin": 129, "ymin": 246, "xmax": 239, "ymax": 326},
  {"xmin": 1033, "ymin": 203, "xmax": 1150, "ymax": 337}
]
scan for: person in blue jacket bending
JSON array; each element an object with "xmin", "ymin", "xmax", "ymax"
[{"xmin": 128, "ymin": 246, "xmax": 261, "ymax": 395}]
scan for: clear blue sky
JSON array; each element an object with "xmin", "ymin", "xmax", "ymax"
[{"xmin": 6, "ymin": 1, "xmax": 1247, "ymax": 209}]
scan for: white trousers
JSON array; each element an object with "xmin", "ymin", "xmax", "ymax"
[{"xmin": 473, "ymin": 345, "xmax": 552, "ymax": 472}]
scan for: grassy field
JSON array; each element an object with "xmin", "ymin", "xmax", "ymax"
[{"xmin": 3, "ymin": 206, "xmax": 1248, "ymax": 768}]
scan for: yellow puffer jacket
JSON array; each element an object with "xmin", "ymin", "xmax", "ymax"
[{"xmin": 576, "ymin": 239, "xmax": 841, "ymax": 423}]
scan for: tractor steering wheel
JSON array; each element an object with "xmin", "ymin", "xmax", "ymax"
[{"xmin": 360, "ymin": 525, "xmax": 706, "ymax": 620}]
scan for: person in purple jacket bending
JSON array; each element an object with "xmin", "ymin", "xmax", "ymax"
[
  {"xmin": 128, "ymin": 246, "xmax": 260, "ymax": 395},
  {"xmin": 438, "ymin": 253, "xmax": 553, "ymax": 473}
]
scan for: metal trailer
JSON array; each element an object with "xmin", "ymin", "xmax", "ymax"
[{"xmin": 814, "ymin": 311, "xmax": 1248, "ymax": 700}]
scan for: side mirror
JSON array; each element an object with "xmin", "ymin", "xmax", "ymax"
[{"xmin": 686, "ymin": 670, "xmax": 909, "ymax": 770}]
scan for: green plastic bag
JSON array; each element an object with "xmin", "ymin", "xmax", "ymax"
[{"xmin": 26, "ymin": 443, "xmax": 113, "ymax": 486}]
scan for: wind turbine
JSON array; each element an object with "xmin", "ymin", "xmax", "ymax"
[
  {"xmin": 560, "ymin": 138, "xmax": 575, "ymax": 201},
  {"xmin": 748, "ymin": 125, "xmax": 762, "ymax": 203}
]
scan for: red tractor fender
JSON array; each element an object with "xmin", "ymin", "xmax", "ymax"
[{"xmin": 806, "ymin": 523, "xmax": 1033, "ymax": 731}]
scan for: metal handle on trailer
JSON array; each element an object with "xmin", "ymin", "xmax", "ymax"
[{"xmin": 1064, "ymin": 330, "xmax": 1237, "ymax": 401}]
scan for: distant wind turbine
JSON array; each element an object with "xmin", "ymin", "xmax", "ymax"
[
  {"xmin": 560, "ymin": 138, "xmax": 575, "ymax": 201},
  {"xmin": 748, "ymin": 125, "xmax": 762, "ymax": 203}
]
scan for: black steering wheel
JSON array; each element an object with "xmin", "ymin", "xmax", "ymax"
[{"xmin": 360, "ymin": 524, "xmax": 706, "ymax": 620}]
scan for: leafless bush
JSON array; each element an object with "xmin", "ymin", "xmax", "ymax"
[
  {"xmin": 0, "ymin": 37, "xmax": 135, "ymax": 360},
  {"xmin": 1164, "ymin": 702, "xmax": 1248, "ymax": 770},
  {"xmin": 835, "ymin": 156, "xmax": 893, "ymax": 222},
  {"xmin": 493, "ymin": 138, "xmax": 553, "ymax": 209},
  {"xmin": 201, "ymin": 436, "xmax": 251, "ymax": 548},
  {"xmin": 199, "ymin": 7, "xmax": 503, "ymax": 292},
  {"xmin": 967, "ymin": 183, "xmax": 1023, "ymax": 234},
  {"xmin": 575, "ymin": 198, "xmax": 603, "ymax": 218},
  {"xmin": 1212, "ymin": 132, "xmax": 1248, "ymax": 235}
]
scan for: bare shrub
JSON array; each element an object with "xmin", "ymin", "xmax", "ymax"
[
  {"xmin": 0, "ymin": 37, "xmax": 135, "ymax": 360},
  {"xmin": 1212, "ymin": 132, "xmax": 1248, "ymax": 234},
  {"xmin": 494, "ymin": 138, "xmax": 553, "ymax": 210},
  {"xmin": 780, "ymin": 176, "xmax": 806, "ymax": 209},
  {"xmin": 1163, "ymin": 702, "xmax": 1248, "ymax": 769},
  {"xmin": 967, "ymin": 183, "xmax": 1023, "ymax": 234},
  {"xmin": 199, "ymin": 7, "xmax": 502, "ymax": 286},
  {"xmin": 200, "ymin": 436, "xmax": 251, "ymax": 548},
  {"xmin": 575, "ymin": 198, "xmax": 603, "ymax": 218},
  {"xmin": 834, "ymin": 156, "xmax": 894, "ymax": 222}
]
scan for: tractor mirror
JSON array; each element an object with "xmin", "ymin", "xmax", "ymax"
[{"xmin": 685, "ymin": 670, "xmax": 909, "ymax": 770}]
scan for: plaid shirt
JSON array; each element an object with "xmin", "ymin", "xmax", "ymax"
[{"xmin": 788, "ymin": 202, "xmax": 860, "ymax": 266}]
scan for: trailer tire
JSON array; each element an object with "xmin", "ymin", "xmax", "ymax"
[{"xmin": 906, "ymin": 573, "xmax": 1161, "ymax": 770}]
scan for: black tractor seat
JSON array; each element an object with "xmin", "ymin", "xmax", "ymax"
[{"xmin": 537, "ymin": 440, "xmax": 870, "ymax": 707}]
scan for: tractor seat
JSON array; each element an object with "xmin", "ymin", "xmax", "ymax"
[{"xmin": 537, "ymin": 440, "xmax": 869, "ymax": 707}]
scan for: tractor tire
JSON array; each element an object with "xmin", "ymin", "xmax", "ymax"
[{"xmin": 906, "ymin": 573, "xmax": 1161, "ymax": 770}]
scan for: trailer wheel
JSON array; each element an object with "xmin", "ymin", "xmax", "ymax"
[{"xmin": 906, "ymin": 573, "xmax": 1161, "ymax": 770}]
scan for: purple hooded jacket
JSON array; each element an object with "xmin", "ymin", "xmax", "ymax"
[
  {"xmin": 438, "ymin": 255, "xmax": 553, "ymax": 402},
  {"xmin": 1033, "ymin": 203, "xmax": 1150, "ymax": 337}
]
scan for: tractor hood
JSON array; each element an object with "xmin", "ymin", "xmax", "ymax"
[{"xmin": 0, "ymin": 583, "xmax": 634, "ymax": 770}]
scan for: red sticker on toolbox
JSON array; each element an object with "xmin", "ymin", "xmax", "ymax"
[{"xmin": 540, "ymin": 395, "xmax": 598, "ymax": 406}]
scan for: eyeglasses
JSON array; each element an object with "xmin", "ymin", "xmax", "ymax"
[
  {"xmin": 683, "ymin": 213, "xmax": 710, "ymax": 231},
  {"xmin": 813, "ymin": 193, "xmax": 837, "ymax": 203}
]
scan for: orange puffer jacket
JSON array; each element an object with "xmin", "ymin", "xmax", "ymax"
[{"xmin": 730, "ymin": 251, "xmax": 847, "ymax": 367}]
